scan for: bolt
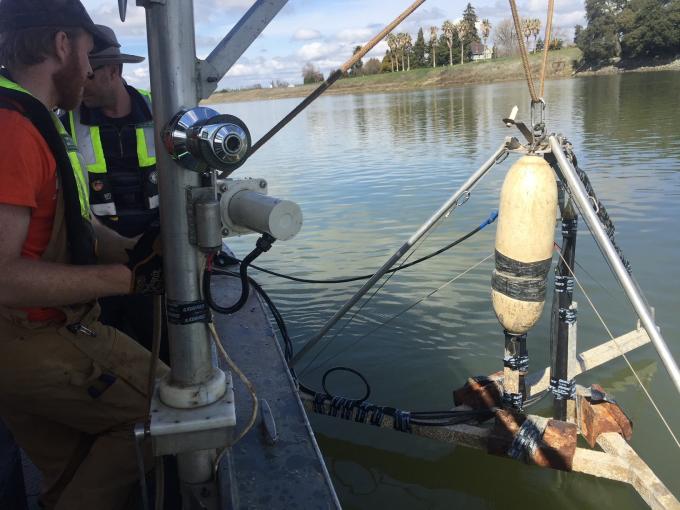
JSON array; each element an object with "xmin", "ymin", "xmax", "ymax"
[
  {"xmin": 259, "ymin": 180, "xmax": 266, "ymax": 189},
  {"xmin": 221, "ymin": 228, "xmax": 229, "ymax": 237}
]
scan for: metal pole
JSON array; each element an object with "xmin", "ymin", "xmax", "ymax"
[
  {"xmin": 292, "ymin": 140, "xmax": 510, "ymax": 365},
  {"xmin": 549, "ymin": 135, "xmax": 680, "ymax": 396},
  {"xmin": 144, "ymin": 0, "xmax": 217, "ymax": 485},
  {"xmin": 550, "ymin": 191, "xmax": 577, "ymax": 421}
]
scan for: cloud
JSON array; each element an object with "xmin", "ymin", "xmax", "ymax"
[
  {"xmin": 296, "ymin": 41, "xmax": 339, "ymax": 61},
  {"xmin": 123, "ymin": 64, "xmax": 150, "ymax": 89},
  {"xmin": 292, "ymin": 28, "xmax": 322, "ymax": 41},
  {"xmin": 336, "ymin": 28, "xmax": 374, "ymax": 43}
]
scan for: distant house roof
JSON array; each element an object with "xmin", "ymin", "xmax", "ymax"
[{"xmin": 470, "ymin": 42, "xmax": 486, "ymax": 55}]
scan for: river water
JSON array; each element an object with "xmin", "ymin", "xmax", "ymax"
[{"xmin": 214, "ymin": 71, "xmax": 680, "ymax": 509}]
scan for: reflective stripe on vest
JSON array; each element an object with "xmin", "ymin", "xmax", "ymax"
[
  {"xmin": 0, "ymin": 76, "xmax": 90, "ymax": 220},
  {"xmin": 68, "ymin": 89, "xmax": 156, "ymax": 174}
]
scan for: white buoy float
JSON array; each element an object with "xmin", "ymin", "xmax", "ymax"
[{"xmin": 492, "ymin": 155, "xmax": 557, "ymax": 334}]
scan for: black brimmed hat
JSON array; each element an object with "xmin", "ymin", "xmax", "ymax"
[
  {"xmin": 0, "ymin": 0, "xmax": 119, "ymax": 52},
  {"xmin": 89, "ymin": 25, "xmax": 144, "ymax": 66}
]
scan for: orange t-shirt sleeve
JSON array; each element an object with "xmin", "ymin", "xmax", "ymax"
[{"xmin": 0, "ymin": 110, "xmax": 55, "ymax": 209}]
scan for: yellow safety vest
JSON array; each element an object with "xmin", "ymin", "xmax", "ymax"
[
  {"xmin": 0, "ymin": 75, "xmax": 90, "ymax": 220},
  {"xmin": 67, "ymin": 89, "xmax": 158, "ymax": 216}
]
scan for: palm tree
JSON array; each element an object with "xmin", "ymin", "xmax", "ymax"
[
  {"xmin": 531, "ymin": 19, "xmax": 541, "ymax": 53},
  {"xmin": 481, "ymin": 19, "xmax": 491, "ymax": 48},
  {"xmin": 397, "ymin": 32, "xmax": 407, "ymax": 71},
  {"xmin": 386, "ymin": 33, "xmax": 398, "ymax": 71},
  {"xmin": 442, "ymin": 20, "xmax": 455, "ymax": 66},
  {"xmin": 404, "ymin": 33, "xmax": 413, "ymax": 71},
  {"xmin": 521, "ymin": 18, "xmax": 532, "ymax": 52},
  {"xmin": 456, "ymin": 22, "xmax": 468, "ymax": 65},
  {"xmin": 429, "ymin": 26, "xmax": 438, "ymax": 68}
]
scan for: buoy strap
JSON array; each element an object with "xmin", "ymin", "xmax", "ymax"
[
  {"xmin": 492, "ymin": 271, "xmax": 547, "ymax": 302},
  {"xmin": 495, "ymin": 250, "xmax": 552, "ymax": 278}
]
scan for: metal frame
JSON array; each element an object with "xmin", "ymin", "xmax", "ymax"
[
  {"xmin": 200, "ymin": 0, "xmax": 289, "ymax": 99},
  {"xmin": 292, "ymin": 138, "xmax": 517, "ymax": 365},
  {"xmin": 140, "ymin": 0, "xmax": 287, "ymax": 503},
  {"xmin": 549, "ymin": 135, "xmax": 680, "ymax": 396}
]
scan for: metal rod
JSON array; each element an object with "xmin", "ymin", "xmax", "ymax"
[
  {"xmin": 291, "ymin": 140, "xmax": 510, "ymax": 365},
  {"xmin": 549, "ymin": 135, "xmax": 680, "ymax": 396},
  {"xmin": 203, "ymin": 0, "xmax": 289, "ymax": 98}
]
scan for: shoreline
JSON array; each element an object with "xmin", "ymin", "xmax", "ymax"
[{"xmin": 204, "ymin": 48, "xmax": 680, "ymax": 105}]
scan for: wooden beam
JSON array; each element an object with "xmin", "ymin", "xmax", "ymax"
[
  {"xmin": 301, "ymin": 394, "xmax": 679, "ymax": 509},
  {"xmin": 526, "ymin": 327, "xmax": 651, "ymax": 397},
  {"xmin": 597, "ymin": 433, "xmax": 680, "ymax": 510}
]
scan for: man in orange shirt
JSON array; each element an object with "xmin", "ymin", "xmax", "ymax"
[{"xmin": 0, "ymin": 1, "xmax": 165, "ymax": 508}]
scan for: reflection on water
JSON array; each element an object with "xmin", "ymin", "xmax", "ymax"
[{"xmin": 216, "ymin": 71, "xmax": 680, "ymax": 510}]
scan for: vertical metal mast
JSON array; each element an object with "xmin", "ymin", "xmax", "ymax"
[{"xmin": 143, "ymin": 0, "xmax": 218, "ymax": 490}]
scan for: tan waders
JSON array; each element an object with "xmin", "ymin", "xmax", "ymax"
[{"xmin": 0, "ymin": 190, "xmax": 167, "ymax": 509}]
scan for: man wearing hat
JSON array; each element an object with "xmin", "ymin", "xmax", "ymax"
[
  {"xmin": 0, "ymin": 1, "xmax": 165, "ymax": 508},
  {"xmin": 65, "ymin": 25, "xmax": 166, "ymax": 359}
]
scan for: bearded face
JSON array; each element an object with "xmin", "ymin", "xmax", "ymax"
[{"xmin": 53, "ymin": 33, "xmax": 92, "ymax": 111}]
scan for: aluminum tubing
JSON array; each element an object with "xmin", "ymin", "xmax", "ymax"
[
  {"xmin": 145, "ymin": 1, "xmax": 215, "ymax": 387},
  {"xmin": 549, "ymin": 135, "xmax": 680, "ymax": 396},
  {"xmin": 291, "ymin": 140, "xmax": 509, "ymax": 365}
]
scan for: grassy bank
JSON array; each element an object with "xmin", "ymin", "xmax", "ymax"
[{"xmin": 205, "ymin": 48, "xmax": 581, "ymax": 104}]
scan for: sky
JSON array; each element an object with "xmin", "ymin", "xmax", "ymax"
[{"xmin": 81, "ymin": 0, "xmax": 585, "ymax": 90}]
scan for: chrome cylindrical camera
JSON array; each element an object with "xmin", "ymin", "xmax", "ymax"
[{"xmin": 164, "ymin": 107, "xmax": 251, "ymax": 174}]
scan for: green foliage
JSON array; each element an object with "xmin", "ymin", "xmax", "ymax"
[
  {"xmin": 302, "ymin": 62, "xmax": 324, "ymax": 84},
  {"xmin": 437, "ymin": 33, "xmax": 452, "ymax": 65},
  {"xmin": 363, "ymin": 58, "xmax": 382, "ymax": 75},
  {"xmin": 576, "ymin": 0, "xmax": 621, "ymax": 63},
  {"xmin": 413, "ymin": 28, "xmax": 427, "ymax": 67},
  {"xmin": 577, "ymin": 0, "xmax": 679, "ymax": 64},
  {"xmin": 535, "ymin": 37, "xmax": 544, "ymax": 51},
  {"xmin": 573, "ymin": 24, "xmax": 583, "ymax": 44},
  {"xmin": 462, "ymin": 3, "xmax": 480, "ymax": 42},
  {"xmin": 619, "ymin": 0, "xmax": 680, "ymax": 58},
  {"xmin": 381, "ymin": 52, "xmax": 393, "ymax": 73},
  {"xmin": 350, "ymin": 45, "xmax": 363, "ymax": 76}
]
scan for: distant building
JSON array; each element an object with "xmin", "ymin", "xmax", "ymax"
[{"xmin": 471, "ymin": 42, "xmax": 493, "ymax": 61}]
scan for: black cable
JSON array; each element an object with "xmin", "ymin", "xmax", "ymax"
[
  {"xmin": 205, "ymin": 234, "xmax": 275, "ymax": 315},
  {"xmin": 321, "ymin": 366, "xmax": 371, "ymax": 402},
  {"xmin": 214, "ymin": 211, "xmax": 498, "ymax": 285},
  {"xmin": 211, "ymin": 268, "xmax": 295, "ymax": 366}
]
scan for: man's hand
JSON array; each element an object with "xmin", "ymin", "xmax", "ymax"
[
  {"xmin": 91, "ymin": 215, "xmax": 139, "ymax": 264},
  {"xmin": 126, "ymin": 223, "xmax": 163, "ymax": 295}
]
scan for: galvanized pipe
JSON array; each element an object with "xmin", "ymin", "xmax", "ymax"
[
  {"xmin": 144, "ymin": 0, "xmax": 216, "ymax": 488},
  {"xmin": 292, "ymin": 140, "xmax": 510, "ymax": 365},
  {"xmin": 549, "ymin": 135, "xmax": 680, "ymax": 396},
  {"xmin": 144, "ymin": 0, "xmax": 213, "ymax": 387}
]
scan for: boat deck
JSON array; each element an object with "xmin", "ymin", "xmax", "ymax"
[{"xmin": 212, "ymin": 269, "xmax": 340, "ymax": 509}]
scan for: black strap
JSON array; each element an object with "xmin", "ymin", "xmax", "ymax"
[{"xmin": 0, "ymin": 73, "xmax": 96, "ymax": 265}]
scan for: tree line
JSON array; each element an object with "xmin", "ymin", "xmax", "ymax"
[
  {"xmin": 575, "ymin": 0, "xmax": 680, "ymax": 64},
  {"xmin": 302, "ymin": 2, "xmax": 569, "ymax": 83}
]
